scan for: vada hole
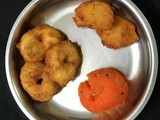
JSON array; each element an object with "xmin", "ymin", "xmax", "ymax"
[
  {"xmin": 36, "ymin": 78, "xmax": 43, "ymax": 84},
  {"xmin": 38, "ymin": 39, "xmax": 42, "ymax": 42},
  {"xmin": 63, "ymin": 58, "xmax": 68, "ymax": 63},
  {"xmin": 36, "ymin": 35, "xmax": 42, "ymax": 42}
]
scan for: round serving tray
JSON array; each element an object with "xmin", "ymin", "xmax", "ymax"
[{"xmin": 5, "ymin": 0, "xmax": 158, "ymax": 120}]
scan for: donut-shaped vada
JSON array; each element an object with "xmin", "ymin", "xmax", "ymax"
[
  {"xmin": 78, "ymin": 68, "xmax": 129, "ymax": 114},
  {"xmin": 17, "ymin": 25, "xmax": 66, "ymax": 62},
  {"xmin": 20, "ymin": 62, "xmax": 60, "ymax": 102},
  {"xmin": 45, "ymin": 40, "xmax": 81, "ymax": 87}
]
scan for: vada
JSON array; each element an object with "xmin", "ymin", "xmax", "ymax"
[
  {"xmin": 20, "ymin": 62, "xmax": 60, "ymax": 102},
  {"xmin": 97, "ymin": 16, "xmax": 139, "ymax": 49},
  {"xmin": 78, "ymin": 67, "xmax": 129, "ymax": 114},
  {"xmin": 17, "ymin": 25, "xmax": 66, "ymax": 62},
  {"xmin": 73, "ymin": 0, "xmax": 114, "ymax": 30},
  {"xmin": 45, "ymin": 40, "xmax": 81, "ymax": 87}
]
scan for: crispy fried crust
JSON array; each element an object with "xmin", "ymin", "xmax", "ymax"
[
  {"xmin": 20, "ymin": 62, "xmax": 60, "ymax": 102},
  {"xmin": 97, "ymin": 16, "xmax": 139, "ymax": 49},
  {"xmin": 44, "ymin": 41, "xmax": 81, "ymax": 87},
  {"xmin": 17, "ymin": 25, "xmax": 66, "ymax": 62},
  {"xmin": 73, "ymin": 0, "xmax": 114, "ymax": 30},
  {"xmin": 78, "ymin": 67, "xmax": 129, "ymax": 114}
]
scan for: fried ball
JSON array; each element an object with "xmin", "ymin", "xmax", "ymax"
[
  {"xmin": 73, "ymin": 0, "xmax": 114, "ymax": 30},
  {"xmin": 97, "ymin": 16, "xmax": 139, "ymax": 49},
  {"xmin": 20, "ymin": 62, "xmax": 60, "ymax": 102},
  {"xmin": 44, "ymin": 41, "xmax": 81, "ymax": 87},
  {"xmin": 78, "ymin": 68, "xmax": 129, "ymax": 114},
  {"xmin": 17, "ymin": 25, "xmax": 66, "ymax": 62}
]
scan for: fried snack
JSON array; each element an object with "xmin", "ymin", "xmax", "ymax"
[
  {"xmin": 20, "ymin": 62, "xmax": 60, "ymax": 102},
  {"xmin": 17, "ymin": 25, "xmax": 66, "ymax": 62},
  {"xmin": 73, "ymin": 0, "xmax": 114, "ymax": 30},
  {"xmin": 44, "ymin": 40, "xmax": 81, "ymax": 87},
  {"xmin": 78, "ymin": 68, "xmax": 129, "ymax": 114},
  {"xmin": 97, "ymin": 16, "xmax": 139, "ymax": 49}
]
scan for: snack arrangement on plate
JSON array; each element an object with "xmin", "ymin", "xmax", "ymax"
[
  {"xmin": 16, "ymin": 0, "xmax": 139, "ymax": 115},
  {"xmin": 73, "ymin": 0, "xmax": 139, "ymax": 49},
  {"xmin": 17, "ymin": 25, "xmax": 82, "ymax": 101}
]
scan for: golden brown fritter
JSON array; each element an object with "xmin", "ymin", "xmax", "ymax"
[
  {"xmin": 20, "ymin": 62, "xmax": 60, "ymax": 102},
  {"xmin": 17, "ymin": 25, "xmax": 66, "ymax": 62},
  {"xmin": 44, "ymin": 41, "xmax": 81, "ymax": 87},
  {"xmin": 73, "ymin": 0, "xmax": 114, "ymax": 30},
  {"xmin": 97, "ymin": 16, "xmax": 139, "ymax": 49}
]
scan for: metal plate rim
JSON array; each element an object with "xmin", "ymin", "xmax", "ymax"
[{"xmin": 5, "ymin": 0, "xmax": 158, "ymax": 120}]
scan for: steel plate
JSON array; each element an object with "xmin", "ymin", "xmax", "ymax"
[{"xmin": 5, "ymin": 0, "xmax": 158, "ymax": 120}]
